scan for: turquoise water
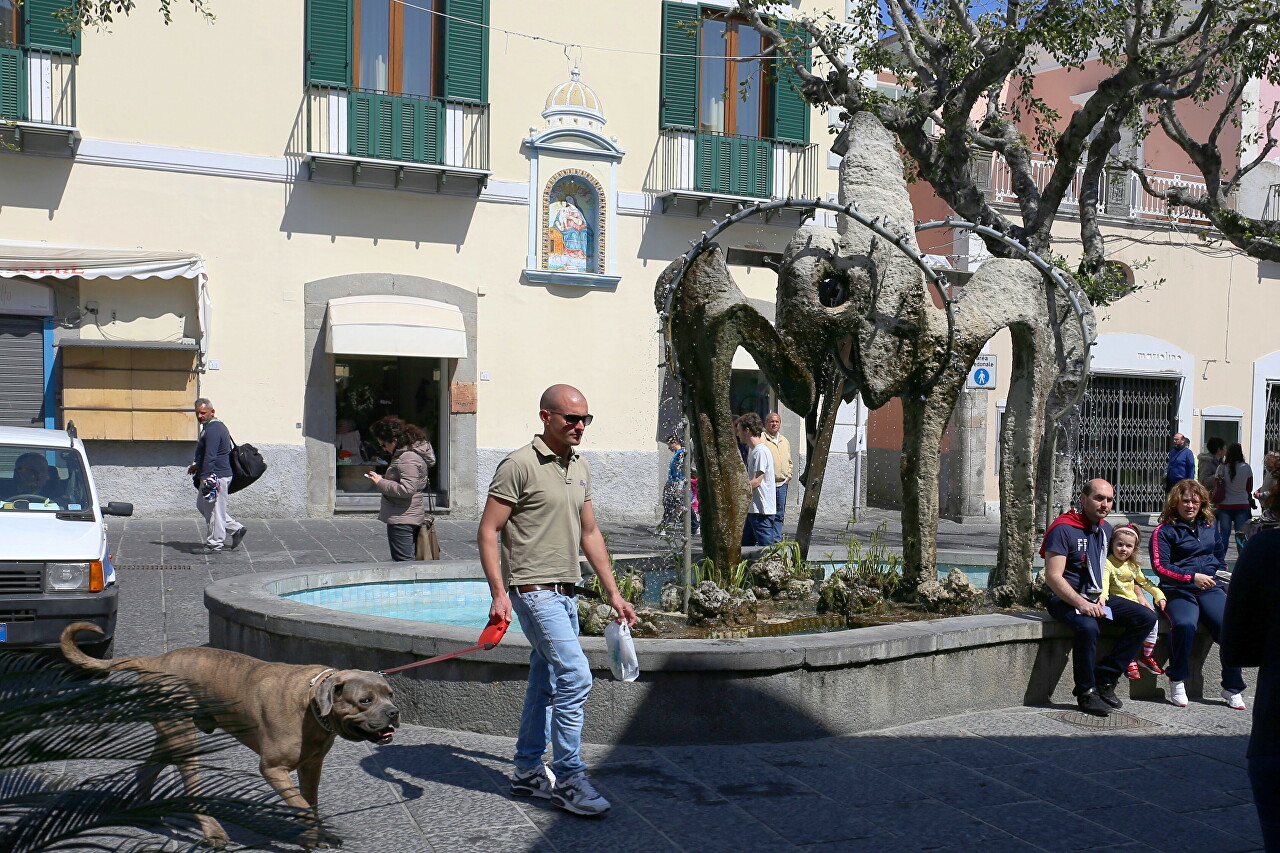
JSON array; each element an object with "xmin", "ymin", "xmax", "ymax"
[
  {"xmin": 282, "ymin": 564, "xmax": 994, "ymax": 630},
  {"xmin": 815, "ymin": 562, "xmax": 992, "ymax": 588},
  {"xmin": 284, "ymin": 580, "xmax": 523, "ymax": 632}
]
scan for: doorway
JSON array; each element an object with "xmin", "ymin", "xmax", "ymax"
[{"xmin": 333, "ymin": 355, "xmax": 450, "ymax": 510}]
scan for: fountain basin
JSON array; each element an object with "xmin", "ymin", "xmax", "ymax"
[{"xmin": 206, "ymin": 560, "xmax": 1234, "ymax": 745}]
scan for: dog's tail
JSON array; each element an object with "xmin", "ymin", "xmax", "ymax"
[{"xmin": 59, "ymin": 622, "xmax": 132, "ymax": 671}]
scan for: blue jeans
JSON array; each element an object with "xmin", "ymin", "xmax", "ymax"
[
  {"xmin": 1163, "ymin": 585, "xmax": 1247, "ymax": 690},
  {"xmin": 1215, "ymin": 506, "xmax": 1252, "ymax": 565},
  {"xmin": 772, "ymin": 482, "xmax": 789, "ymax": 539},
  {"xmin": 510, "ymin": 588, "xmax": 592, "ymax": 779},
  {"xmin": 386, "ymin": 523, "xmax": 418, "ymax": 562},
  {"xmin": 742, "ymin": 512, "xmax": 777, "ymax": 546}
]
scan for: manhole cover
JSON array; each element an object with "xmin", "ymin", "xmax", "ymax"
[
  {"xmin": 118, "ymin": 565, "xmax": 193, "ymax": 571},
  {"xmin": 1043, "ymin": 710, "xmax": 1158, "ymax": 731}
]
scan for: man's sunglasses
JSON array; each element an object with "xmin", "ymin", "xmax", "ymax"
[{"xmin": 547, "ymin": 410, "xmax": 594, "ymax": 427}]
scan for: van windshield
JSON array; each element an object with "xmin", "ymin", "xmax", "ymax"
[{"xmin": 0, "ymin": 445, "xmax": 92, "ymax": 513}]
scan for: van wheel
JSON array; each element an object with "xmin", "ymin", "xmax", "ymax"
[{"xmin": 81, "ymin": 639, "xmax": 114, "ymax": 660}]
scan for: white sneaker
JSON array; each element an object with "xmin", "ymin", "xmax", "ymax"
[
  {"xmin": 550, "ymin": 771, "xmax": 611, "ymax": 816},
  {"xmin": 1221, "ymin": 688, "xmax": 1247, "ymax": 710},
  {"xmin": 510, "ymin": 765, "xmax": 557, "ymax": 800},
  {"xmin": 1169, "ymin": 680, "xmax": 1188, "ymax": 707}
]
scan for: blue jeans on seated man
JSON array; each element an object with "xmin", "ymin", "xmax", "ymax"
[
  {"xmin": 1045, "ymin": 596, "xmax": 1158, "ymax": 694},
  {"xmin": 510, "ymin": 588, "xmax": 592, "ymax": 780}
]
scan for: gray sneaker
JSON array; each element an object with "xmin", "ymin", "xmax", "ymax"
[
  {"xmin": 550, "ymin": 771, "xmax": 610, "ymax": 816},
  {"xmin": 510, "ymin": 765, "xmax": 556, "ymax": 800}
]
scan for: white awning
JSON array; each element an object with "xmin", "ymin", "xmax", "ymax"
[
  {"xmin": 326, "ymin": 295, "xmax": 468, "ymax": 358},
  {"xmin": 0, "ymin": 240, "xmax": 210, "ymax": 354}
]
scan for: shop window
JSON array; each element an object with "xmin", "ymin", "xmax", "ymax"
[{"xmin": 60, "ymin": 346, "xmax": 198, "ymax": 440}]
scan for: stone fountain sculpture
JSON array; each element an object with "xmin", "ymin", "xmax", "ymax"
[{"xmin": 655, "ymin": 111, "xmax": 1094, "ymax": 602}]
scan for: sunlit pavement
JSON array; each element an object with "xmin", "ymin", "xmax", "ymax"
[{"xmin": 100, "ymin": 515, "xmax": 1261, "ymax": 852}]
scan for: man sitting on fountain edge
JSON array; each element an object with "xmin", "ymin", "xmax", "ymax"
[{"xmin": 1040, "ymin": 479, "xmax": 1158, "ymax": 717}]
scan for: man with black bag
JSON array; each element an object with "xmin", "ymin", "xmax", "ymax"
[{"xmin": 188, "ymin": 398, "xmax": 246, "ymax": 554}]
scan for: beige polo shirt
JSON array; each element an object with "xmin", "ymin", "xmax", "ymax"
[
  {"xmin": 765, "ymin": 432, "xmax": 792, "ymax": 484},
  {"xmin": 487, "ymin": 435, "xmax": 592, "ymax": 586}
]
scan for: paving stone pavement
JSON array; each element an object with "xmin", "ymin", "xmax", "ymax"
[{"xmin": 98, "ymin": 514, "xmax": 1262, "ymax": 852}]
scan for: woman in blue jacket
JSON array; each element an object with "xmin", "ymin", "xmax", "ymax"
[{"xmin": 1151, "ymin": 479, "xmax": 1248, "ymax": 709}]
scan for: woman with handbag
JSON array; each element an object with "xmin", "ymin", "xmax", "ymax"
[
  {"xmin": 366, "ymin": 416, "xmax": 436, "ymax": 562},
  {"xmin": 1213, "ymin": 443, "xmax": 1253, "ymax": 565}
]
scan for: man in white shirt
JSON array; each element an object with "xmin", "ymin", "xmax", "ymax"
[{"xmin": 735, "ymin": 412, "xmax": 777, "ymax": 546}]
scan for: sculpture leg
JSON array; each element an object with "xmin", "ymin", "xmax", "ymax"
[
  {"xmin": 900, "ymin": 378, "xmax": 962, "ymax": 591},
  {"xmin": 795, "ymin": 363, "xmax": 845, "ymax": 560},
  {"xmin": 991, "ymin": 322, "xmax": 1058, "ymax": 600}
]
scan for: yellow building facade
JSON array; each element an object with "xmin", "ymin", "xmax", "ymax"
[{"xmin": 0, "ymin": 0, "xmax": 843, "ymax": 520}]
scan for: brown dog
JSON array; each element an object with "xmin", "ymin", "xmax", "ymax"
[{"xmin": 60, "ymin": 622, "xmax": 399, "ymax": 848}]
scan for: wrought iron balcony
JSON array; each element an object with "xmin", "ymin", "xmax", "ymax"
[
  {"xmin": 654, "ymin": 128, "xmax": 818, "ymax": 217},
  {"xmin": 0, "ymin": 44, "xmax": 78, "ymax": 154},
  {"xmin": 980, "ymin": 152, "xmax": 1211, "ymax": 225},
  {"xmin": 304, "ymin": 85, "xmax": 490, "ymax": 192}
]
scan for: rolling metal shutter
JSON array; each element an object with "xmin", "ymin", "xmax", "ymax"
[
  {"xmin": 0, "ymin": 315, "xmax": 45, "ymax": 428},
  {"xmin": 1073, "ymin": 374, "xmax": 1179, "ymax": 514}
]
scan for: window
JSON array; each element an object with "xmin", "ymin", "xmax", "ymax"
[
  {"xmin": 698, "ymin": 12, "xmax": 769, "ymax": 138},
  {"xmin": 661, "ymin": 2, "xmax": 809, "ymax": 144},
  {"xmin": 307, "ymin": 0, "xmax": 487, "ymax": 101},
  {"xmin": 355, "ymin": 0, "xmax": 438, "ymax": 97},
  {"xmin": 1, "ymin": 0, "xmax": 18, "ymax": 45}
]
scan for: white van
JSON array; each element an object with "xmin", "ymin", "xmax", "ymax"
[{"xmin": 0, "ymin": 424, "xmax": 132, "ymax": 657}]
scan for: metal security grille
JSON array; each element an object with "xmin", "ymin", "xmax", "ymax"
[
  {"xmin": 1074, "ymin": 374, "xmax": 1179, "ymax": 514},
  {"xmin": 1265, "ymin": 383, "xmax": 1280, "ymax": 453},
  {"xmin": 0, "ymin": 315, "xmax": 44, "ymax": 428}
]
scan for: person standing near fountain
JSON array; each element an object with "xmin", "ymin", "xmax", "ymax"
[
  {"xmin": 477, "ymin": 384, "xmax": 637, "ymax": 817},
  {"xmin": 736, "ymin": 413, "xmax": 777, "ymax": 547},
  {"xmin": 1040, "ymin": 479, "xmax": 1158, "ymax": 717},
  {"xmin": 763, "ymin": 413, "xmax": 792, "ymax": 540}
]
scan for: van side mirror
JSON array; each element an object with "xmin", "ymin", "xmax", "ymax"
[{"xmin": 102, "ymin": 502, "xmax": 133, "ymax": 517}]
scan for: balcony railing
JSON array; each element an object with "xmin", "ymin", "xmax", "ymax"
[
  {"xmin": 305, "ymin": 85, "xmax": 489, "ymax": 172},
  {"xmin": 983, "ymin": 153, "xmax": 1210, "ymax": 224},
  {"xmin": 0, "ymin": 44, "xmax": 76, "ymax": 127},
  {"xmin": 655, "ymin": 128, "xmax": 818, "ymax": 201}
]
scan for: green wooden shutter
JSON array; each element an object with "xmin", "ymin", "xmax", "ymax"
[
  {"xmin": 306, "ymin": 0, "xmax": 351, "ymax": 87},
  {"xmin": 23, "ymin": 0, "xmax": 79, "ymax": 55},
  {"xmin": 0, "ymin": 46, "xmax": 25, "ymax": 120},
  {"xmin": 695, "ymin": 133, "xmax": 772, "ymax": 197},
  {"xmin": 349, "ymin": 91, "xmax": 442, "ymax": 164},
  {"xmin": 443, "ymin": 0, "xmax": 488, "ymax": 102},
  {"xmin": 771, "ymin": 20, "xmax": 810, "ymax": 144},
  {"xmin": 660, "ymin": 2, "xmax": 699, "ymax": 130}
]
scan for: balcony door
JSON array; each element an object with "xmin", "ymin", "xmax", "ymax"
[
  {"xmin": 698, "ymin": 12, "xmax": 770, "ymax": 138},
  {"xmin": 355, "ymin": 0, "xmax": 438, "ymax": 97}
]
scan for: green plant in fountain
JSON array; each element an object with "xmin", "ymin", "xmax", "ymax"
[
  {"xmin": 836, "ymin": 522, "xmax": 902, "ymax": 599},
  {"xmin": 754, "ymin": 539, "xmax": 813, "ymax": 578},
  {"xmin": 692, "ymin": 557, "xmax": 751, "ymax": 591}
]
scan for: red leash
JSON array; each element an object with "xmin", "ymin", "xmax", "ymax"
[{"xmin": 379, "ymin": 618, "xmax": 511, "ymax": 675}]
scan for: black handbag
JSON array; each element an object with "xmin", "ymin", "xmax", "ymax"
[{"xmin": 228, "ymin": 439, "xmax": 267, "ymax": 493}]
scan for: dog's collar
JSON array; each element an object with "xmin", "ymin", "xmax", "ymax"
[{"xmin": 308, "ymin": 669, "xmax": 337, "ymax": 734}]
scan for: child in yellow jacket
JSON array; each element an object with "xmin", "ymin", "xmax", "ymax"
[{"xmin": 1100, "ymin": 523, "xmax": 1167, "ymax": 679}]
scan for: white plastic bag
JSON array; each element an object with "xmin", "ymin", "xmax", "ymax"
[{"xmin": 604, "ymin": 620, "xmax": 640, "ymax": 682}]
